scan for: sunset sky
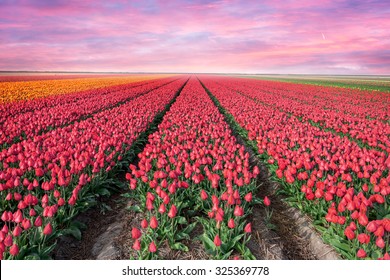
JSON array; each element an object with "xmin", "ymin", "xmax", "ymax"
[{"xmin": 1, "ymin": 0, "xmax": 389, "ymax": 74}]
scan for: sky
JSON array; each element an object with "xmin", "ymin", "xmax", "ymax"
[{"xmin": 0, "ymin": 0, "xmax": 389, "ymax": 74}]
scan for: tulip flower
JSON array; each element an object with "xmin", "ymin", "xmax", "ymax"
[
  {"xmin": 12, "ymin": 226, "xmax": 22, "ymax": 237},
  {"xmin": 264, "ymin": 196, "xmax": 271, "ymax": 206},
  {"xmin": 9, "ymin": 244, "xmax": 19, "ymax": 257},
  {"xmin": 244, "ymin": 223, "xmax": 252, "ymax": 233},
  {"xmin": 357, "ymin": 249, "xmax": 366, "ymax": 258},
  {"xmin": 34, "ymin": 216, "xmax": 42, "ymax": 227},
  {"xmin": 228, "ymin": 218, "xmax": 235, "ymax": 229},
  {"xmin": 168, "ymin": 205, "xmax": 177, "ymax": 218},
  {"xmin": 233, "ymin": 205, "xmax": 244, "ymax": 217},
  {"xmin": 132, "ymin": 239, "xmax": 141, "ymax": 251},
  {"xmin": 376, "ymin": 237, "xmax": 385, "ymax": 249},
  {"xmin": 200, "ymin": 190, "xmax": 208, "ymax": 200},
  {"xmin": 214, "ymin": 235, "xmax": 221, "ymax": 247},
  {"xmin": 43, "ymin": 223, "xmax": 53, "ymax": 235},
  {"xmin": 141, "ymin": 219, "xmax": 148, "ymax": 229},
  {"xmin": 150, "ymin": 216, "xmax": 158, "ymax": 229},
  {"xmin": 158, "ymin": 203, "xmax": 166, "ymax": 214},
  {"xmin": 131, "ymin": 227, "xmax": 141, "ymax": 239},
  {"xmin": 244, "ymin": 192, "xmax": 252, "ymax": 202},
  {"xmin": 149, "ymin": 242, "xmax": 157, "ymax": 253}
]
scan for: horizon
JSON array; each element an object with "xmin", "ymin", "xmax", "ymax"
[{"xmin": 1, "ymin": 0, "xmax": 389, "ymax": 75}]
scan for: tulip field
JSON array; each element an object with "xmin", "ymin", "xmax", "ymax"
[{"xmin": 0, "ymin": 74, "xmax": 389, "ymax": 260}]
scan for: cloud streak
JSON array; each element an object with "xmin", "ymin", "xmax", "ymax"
[{"xmin": 0, "ymin": 0, "xmax": 389, "ymax": 74}]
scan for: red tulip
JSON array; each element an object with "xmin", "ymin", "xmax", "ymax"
[
  {"xmin": 244, "ymin": 192, "xmax": 252, "ymax": 202},
  {"xmin": 344, "ymin": 227, "xmax": 355, "ymax": 240},
  {"xmin": 214, "ymin": 235, "xmax": 221, "ymax": 247},
  {"xmin": 132, "ymin": 239, "xmax": 141, "ymax": 251},
  {"xmin": 150, "ymin": 216, "xmax": 158, "ymax": 229},
  {"xmin": 158, "ymin": 203, "xmax": 166, "ymax": 214},
  {"xmin": 43, "ymin": 223, "xmax": 52, "ymax": 235},
  {"xmin": 244, "ymin": 223, "xmax": 252, "ymax": 233},
  {"xmin": 233, "ymin": 205, "xmax": 243, "ymax": 217},
  {"xmin": 168, "ymin": 205, "xmax": 177, "ymax": 218},
  {"xmin": 12, "ymin": 226, "xmax": 22, "ymax": 237},
  {"xmin": 34, "ymin": 216, "xmax": 42, "ymax": 227},
  {"xmin": 131, "ymin": 227, "xmax": 141, "ymax": 239},
  {"xmin": 228, "ymin": 218, "xmax": 235, "ymax": 229},
  {"xmin": 13, "ymin": 210, "xmax": 23, "ymax": 223},
  {"xmin": 9, "ymin": 244, "xmax": 19, "ymax": 256},
  {"xmin": 4, "ymin": 235, "xmax": 13, "ymax": 247},
  {"xmin": 22, "ymin": 219, "xmax": 31, "ymax": 230},
  {"xmin": 141, "ymin": 219, "xmax": 148, "ymax": 229},
  {"xmin": 376, "ymin": 237, "xmax": 385, "ymax": 249},
  {"xmin": 367, "ymin": 221, "xmax": 378, "ymax": 233},
  {"xmin": 264, "ymin": 196, "xmax": 271, "ymax": 206},
  {"xmin": 357, "ymin": 249, "xmax": 366, "ymax": 258},
  {"xmin": 149, "ymin": 242, "xmax": 157, "ymax": 253},
  {"xmin": 200, "ymin": 190, "xmax": 208, "ymax": 200},
  {"xmin": 358, "ymin": 214, "xmax": 368, "ymax": 226},
  {"xmin": 357, "ymin": 233, "xmax": 370, "ymax": 244}
]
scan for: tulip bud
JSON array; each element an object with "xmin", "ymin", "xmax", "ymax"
[
  {"xmin": 244, "ymin": 192, "xmax": 252, "ymax": 202},
  {"xmin": 12, "ymin": 226, "xmax": 22, "ymax": 237},
  {"xmin": 4, "ymin": 235, "xmax": 13, "ymax": 247},
  {"xmin": 214, "ymin": 235, "xmax": 221, "ymax": 247},
  {"xmin": 141, "ymin": 219, "xmax": 148, "ymax": 229},
  {"xmin": 132, "ymin": 239, "xmax": 141, "ymax": 251},
  {"xmin": 376, "ymin": 237, "xmax": 385, "ymax": 249},
  {"xmin": 168, "ymin": 205, "xmax": 177, "ymax": 219},
  {"xmin": 264, "ymin": 196, "xmax": 271, "ymax": 206},
  {"xmin": 357, "ymin": 249, "xmax": 366, "ymax": 258},
  {"xmin": 158, "ymin": 203, "xmax": 166, "ymax": 214},
  {"xmin": 150, "ymin": 216, "xmax": 158, "ymax": 229},
  {"xmin": 43, "ymin": 223, "xmax": 52, "ymax": 235},
  {"xmin": 149, "ymin": 242, "xmax": 157, "ymax": 253},
  {"xmin": 34, "ymin": 216, "xmax": 42, "ymax": 227},
  {"xmin": 244, "ymin": 223, "xmax": 252, "ymax": 233},
  {"xmin": 131, "ymin": 227, "xmax": 141, "ymax": 239},
  {"xmin": 200, "ymin": 190, "xmax": 208, "ymax": 200},
  {"xmin": 29, "ymin": 208, "xmax": 36, "ymax": 217},
  {"xmin": 233, "ymin": 205, "xmax": 243, "ymax": 217},
  {"xmin": 22, "ymin": 219, "xmax": 31, "ymax": 230},
  {"xmin": 228, "ymin": 218, "xmax": 235, "ymax": 229},
  {"xmin": 9, "ymin": 244, "xmax": 19, "ymax": 256}
]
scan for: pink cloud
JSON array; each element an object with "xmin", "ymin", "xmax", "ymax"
[{"xmin": 0, "ymin": 0, "xmax": 389, "ymax": 74}]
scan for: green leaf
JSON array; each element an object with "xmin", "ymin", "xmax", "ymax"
[
  {"xmin": 171, "ymin": 242, "xmax": 189, "ymax": 252},
  {"xmin": 71, "ymin": 220, "xmax": 87, "ymax": 230},
  {"xmin": 328, "ymin": 239, "xmax": 351, "ymax": 253},
  {"xmin": 199, "ymin": 233, "xmax": 216, "ymax": 251},
  {"xmin": 40, "ymin": 242, "xmax": 57, "ymax": 257},
  {"xmin": 176, "ymin": 216, "xmax": 187, "ymax": 224},
  {"xmin": 183, "ymin": 222, "xmax": 197, "ymax": 235},
  {"xmin": 24, "ymin": 253, "xmax": 41, "ymax": 260},
  {"xmin": 221, "ymin": 250, "xmax": 233, "ymax": 260},
  {"xmin": 127, "ymin": 205, "xmax": 142, "ymax": 213},
  {"xmin": 175, "ymin": 232, "xmax": 190, "ymax": 241},
  {"xmin": 62, "ymin": 226, "xmax": 82, "ymax": 240},
  {"xmin": 96, "ymin": 187, "xmax": 110, "ymax": 197}
]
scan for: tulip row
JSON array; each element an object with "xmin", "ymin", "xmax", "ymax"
[
  {"xmin": 0, "ymin": 76, "xmax": 177, "ymax": 124},
  {"xmin": 229, "ymin": 77, "xmax": 389, "ymax": 121},
  {"xmin": 0, "ymin": 74, "xmax": 171, "ymax": 104},
  {"xmin": 200, "ymin": 77, "xmax": 389, "ymax": 260},
  {"xmin": 126, "ymin": 77, "xmax": 264, "ymax": 260},
  {"xmin": 0, "ymin": 77, "xmax": 188, "ymax": 259},
  {"xmin": 0, "ymin": 76, "xmax": 180, "ymax": 148},
  {"xmin": 213, "ymin": 77, "xmax": 390, "ymax": 151},
  {"xmin": 0, "ymin": 74, "xmax": 135, "ymax": 82}
]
